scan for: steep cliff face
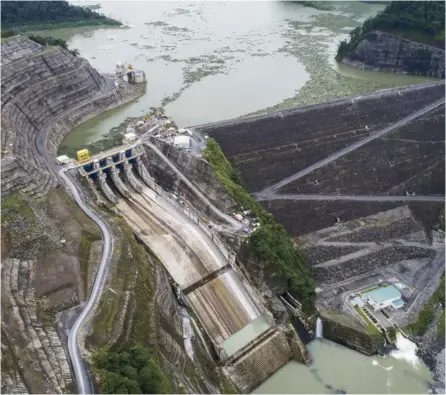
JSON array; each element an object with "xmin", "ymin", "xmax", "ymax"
[
  {"xmin": 1, "ymin": 189, "xmax": 102, "ymax": 394},
  {"xmin": 1, "ymin": 36, "xmax": 142, "ymax": 199},
  {"xmin": 144, "ymin": 138, "xmax": 237, "ymax": 216},
  {"xmin": 319, "ymin": 309, "xmax": 385, "ymax": 355},
  {"xmin": 342, "ymin": 31, "xmax": 445, "ymax": 78}
]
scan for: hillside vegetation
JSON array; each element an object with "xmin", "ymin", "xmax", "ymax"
[
  {"xmin": 92, "ymin": 345, "xmax": 171, "ymax": 394},
  {"xmin": 1, "ymin": 1, "xmax": 120, "ymax": 32},
  {"xmin": 203, "ymin": 138, "xmax": 316, "ymax": 312},
  {"xmin": 337, "ymin": 1, "xmax": 445, "ymax": 60}
]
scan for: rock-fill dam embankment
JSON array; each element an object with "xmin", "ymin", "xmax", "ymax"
[{"xmin": 196, "ymin": 81, "xmax": 445, "ymax": 237}]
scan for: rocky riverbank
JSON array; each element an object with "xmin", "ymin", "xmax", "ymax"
[
  {"xmin": 318, "ymin": 308, "xmax": 385, "ymax": 356},
  {"xmin": 341, "ymin": 31, "xmax": 445, "ymax": 78},
  {"xmin": 410, "ymin": 304, "xmax": 445, "ymax": 394}
]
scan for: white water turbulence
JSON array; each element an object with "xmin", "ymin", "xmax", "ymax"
[
  {"xmin": 181, "ymin": 307, "xmax": 195, "ymax": 362},
  {"xmin": 315, "ymin": 317, "xmax": 323, "ymax": 338},
  {"xmin": 390, "ymin": 332, "xmax": 420, "ymax": 367}
]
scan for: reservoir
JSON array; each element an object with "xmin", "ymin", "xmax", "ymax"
[
  {"xmin": 46, "ymin": 1, "xmax": 437, "ymax": 392},
  {"xmin": 54, "ymin": 1, "xmax": 437, "ymax": 155}
]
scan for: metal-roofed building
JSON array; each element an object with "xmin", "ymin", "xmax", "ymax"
[{"xmin": 361, "ymin": 285, "xmax": 404, "ymax": 312}]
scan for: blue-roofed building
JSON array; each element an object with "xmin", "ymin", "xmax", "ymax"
[{"xmin": 360, "ymin": 285, "xmax": 404, "ymax": 312}]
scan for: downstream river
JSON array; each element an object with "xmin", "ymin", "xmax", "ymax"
[
  {"xmin": 55, "ymin": 1, "xmax": 436, "ymax": 155},
  {"xmin": 51, "ymin": 1, "xmax": 436, "ymax": 392}
]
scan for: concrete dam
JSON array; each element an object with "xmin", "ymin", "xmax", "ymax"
[{"xmin": 75, "ymin": 143, "xmax": 304, "ymax": 393}]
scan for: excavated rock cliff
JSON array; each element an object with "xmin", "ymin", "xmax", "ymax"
[
  {"xmin": 319, "ymin": 308, "xmax": 385, "ymax": 355},
  {"xmin": 1, "ymin": 36, "xmax": 142, "ymax": 199},
  {"xmin": 342, "ymin": 31, "xmax": 445, "ymax": 78},
  {"xmin": 143, "ymin": 137, "xmax": 237, "ymax": 215}
]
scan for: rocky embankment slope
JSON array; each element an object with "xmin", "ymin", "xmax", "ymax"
[
  {"xmin": 340, "ymin": 31, "xmax": 445, "ymax": 78},
  {"xmin": 1, "ymin": 36, "xmax": 228, "ymax": 394},
  {"xmin": 200, "ymin": 82, "xmax": 445, "ymax": 237}
]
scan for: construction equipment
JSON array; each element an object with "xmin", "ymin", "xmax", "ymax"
[{"xmin": 77, "ymin": 149, "xmax": 90, "ymax": 163}]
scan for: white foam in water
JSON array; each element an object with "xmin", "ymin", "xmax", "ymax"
[
  {"xmin": 315, "ymin": 317, "xmax": 323, "ymax": 338},
  {"xmin": 390, "ymin": 332, "xmax": 420, "ymax": 367},
  {"xmin": 372, "ymin": 359, "xmax": 394, "ymax": 371}
]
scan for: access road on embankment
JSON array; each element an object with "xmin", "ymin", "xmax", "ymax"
[
  {"xmin": 259, "ymin": 98, "xmax": 445, "ymax": 197},
  {"xmin": 256, "ymin": 194, "xmax": 445, "ymax": 203}
]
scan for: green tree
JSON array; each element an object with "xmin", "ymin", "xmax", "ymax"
[
  {"xmin": 1, "ymin": 1, "xmax": 121, "ymax": 28},
  {"xmin": 336, "ymin": 1, "xmax": 445, "ymax": 60},
  {"xmin": 99, "ymin": 371, "xmax": 141, "ymax": 394},
  {"xmin": 92, "ymin": 345, "xmax": 172, "ymax": 394}
]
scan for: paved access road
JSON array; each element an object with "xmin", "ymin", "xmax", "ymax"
[
  {"xmin": 259, "ymin": 98, "xmax": 445, "ymax": 196},
  {"xmin": 256, "ymin": 194, "xmax": 445, "ymax": 203},
  {"xmin": 59, "ymin": 168, "xmax": 113, "ymax": 395}
]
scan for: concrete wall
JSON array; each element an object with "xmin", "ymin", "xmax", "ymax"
[{"xmin": 342, "ymin": 31, "xmax": 445, "ymax": 78}]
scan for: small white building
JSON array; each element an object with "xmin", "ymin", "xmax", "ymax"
[
  {"xmin": 123, "ymin": 132, "xmax": 137, "ymax": 144},
  {"xmin": 174, "ymin": 135, "xmax": 191, "ymax": 150},
  {"xmin": 56, "ymin": 155, "xmax": 70, "ymax": 165}
]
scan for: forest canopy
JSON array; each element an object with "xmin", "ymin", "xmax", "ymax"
[
  {"xmin": 336, "ymin": 1, "xmax": 445, "ymax": 60},
  {"xmin": 1, "ymin": 1, "xmax": 120, "ymax": 29},
  {"xmin": 92, "ymin": 345, "xmax": 171, "ymax": 394}
]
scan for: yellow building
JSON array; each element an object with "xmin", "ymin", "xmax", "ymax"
[{"xmin": 77, "ymin": 149, "xmax": 90, "ymax": 163}]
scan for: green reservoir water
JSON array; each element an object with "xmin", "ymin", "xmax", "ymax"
[
  {"xmin": 254, "ymin": 338, "xmax": 433, "ymax": 394},
  {"xmin": 54, "ymin": 1, "xmax": 436, "ymax": 155}
]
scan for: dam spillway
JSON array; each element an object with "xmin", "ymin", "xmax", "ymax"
[{"xmin": 77, "ymin": 143, "xmax": 302, "ymax": 392}]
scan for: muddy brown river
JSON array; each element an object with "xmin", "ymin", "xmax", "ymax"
[{"xmin": 48, "ymin": 1, "xmax": 438, "ymax": 392}]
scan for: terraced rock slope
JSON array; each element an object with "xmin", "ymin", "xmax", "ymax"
[
  {"xmin": 1, "ymin": 36, "xmax": 141, "ymax": 199},
  {"xmin": 0, "ymin": 36, "xmax": 236, "ymax": 394}
]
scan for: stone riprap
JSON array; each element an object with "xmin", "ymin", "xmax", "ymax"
[
  {"xmin": 202, "ymin": 82, "xmax": 445, "ymax": 194},
  {"xmin": 295, "ymin": 205, "xmax": 439, "ymax": 286},
  {"xmin": 342, "ymin": 31, "xmax": 445, "ymax": 78},
  {"xmin": 280, "ymin": 104, "xmax": 445, "ymax": 196},
  {"xmin": 312, "ymin": 246, "xmax": 435, "ymax": 285}
]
